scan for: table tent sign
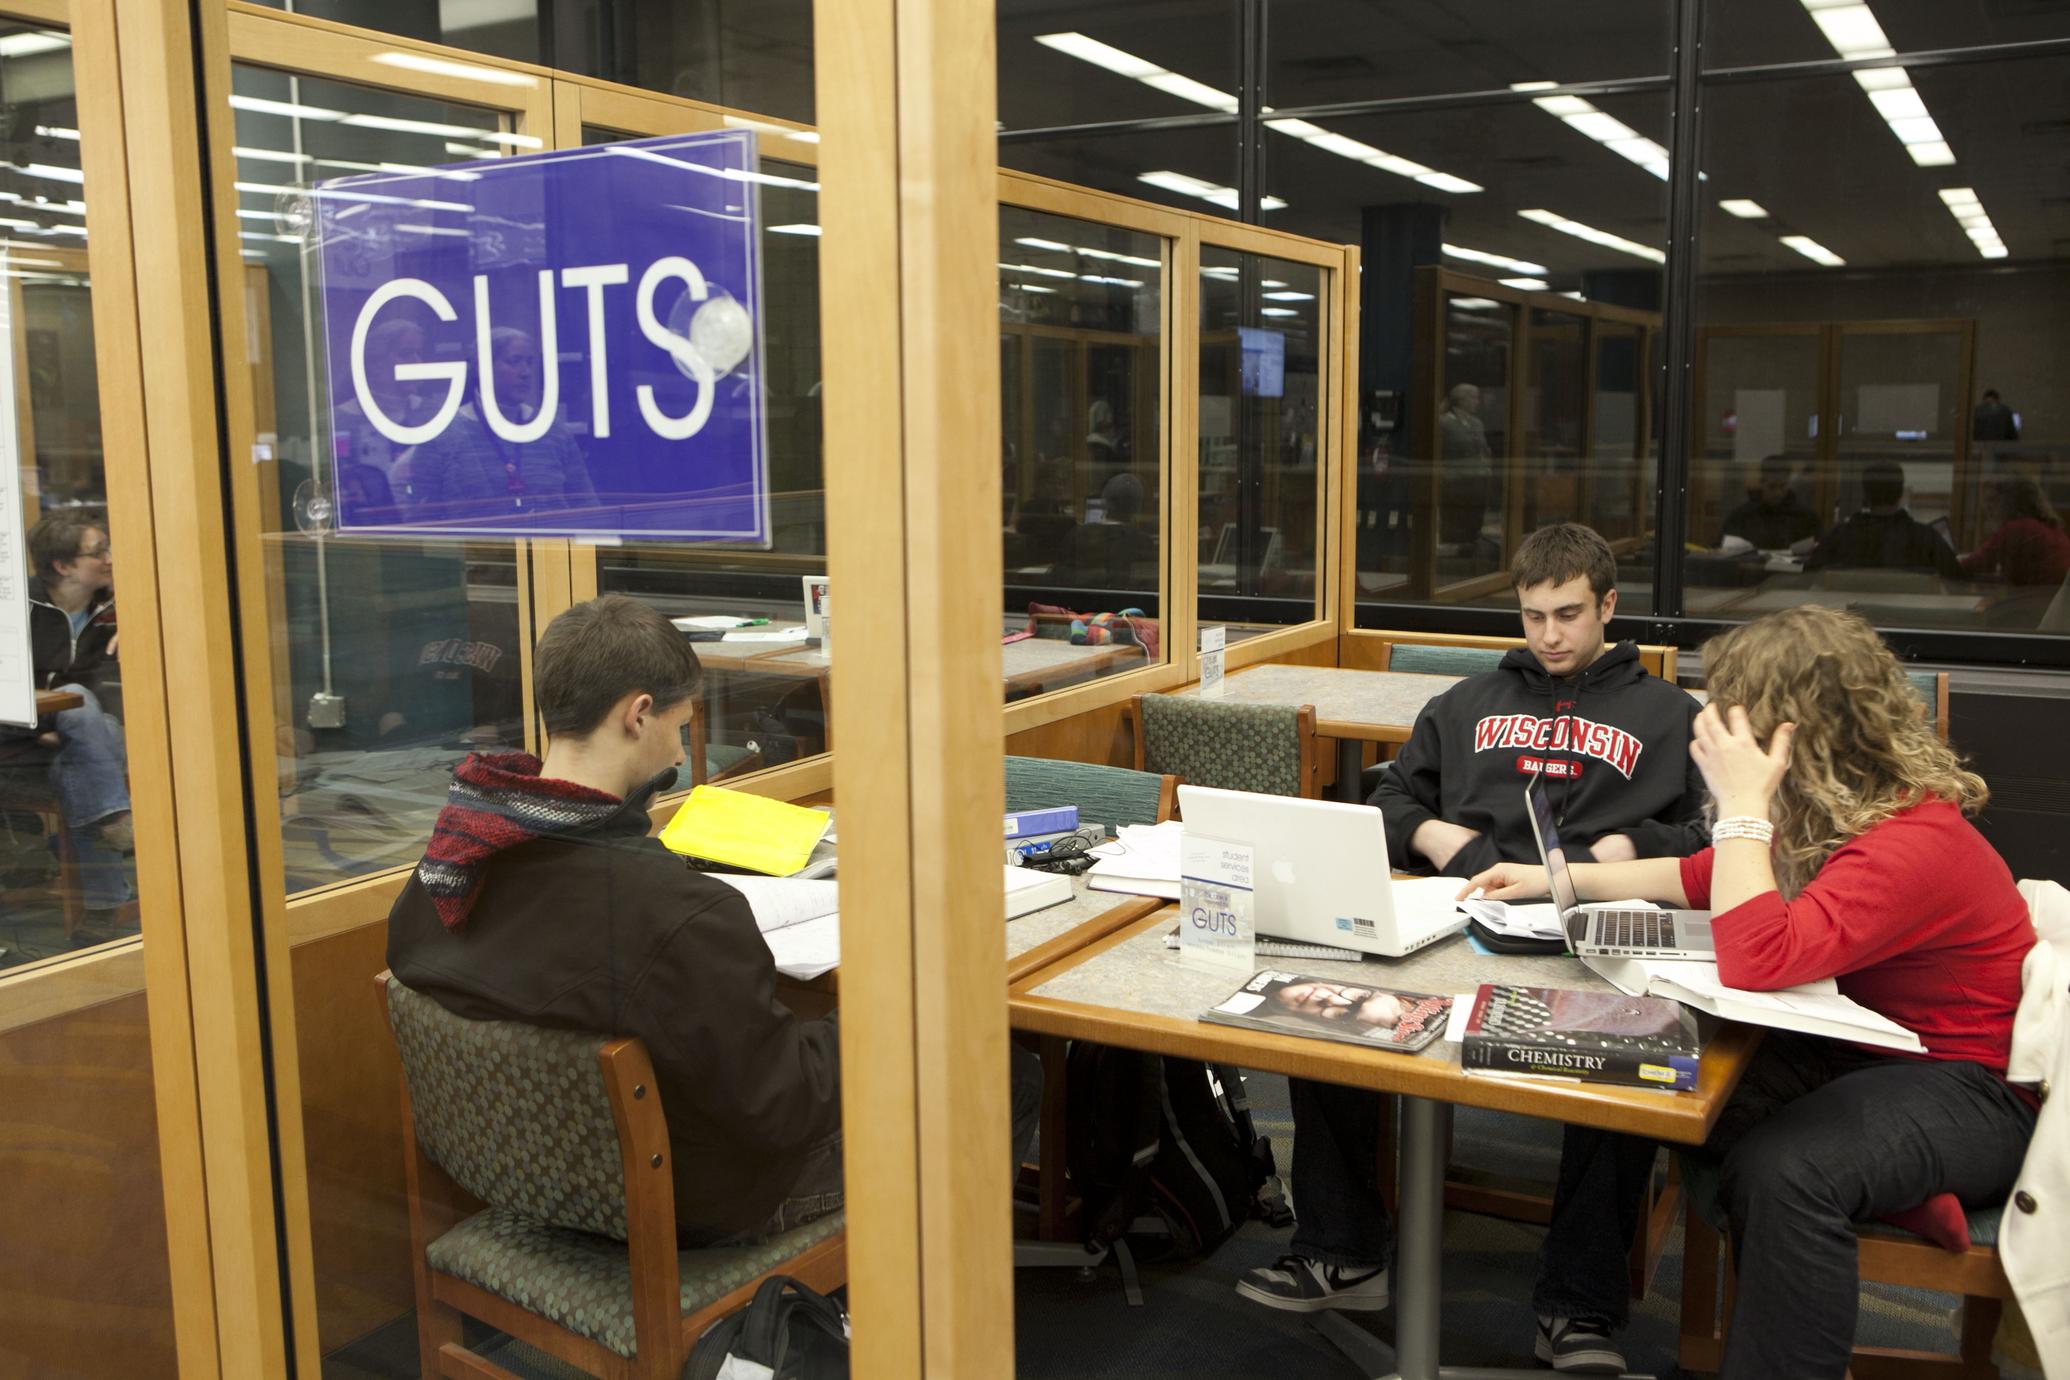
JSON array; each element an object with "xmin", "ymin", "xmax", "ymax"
[{"xmin": 313, "ymin": 130, "xmax": 771, "ymax": 543}]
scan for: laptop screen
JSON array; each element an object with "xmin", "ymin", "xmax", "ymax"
[{"xmin": 1523, "ymin": 778, "xmax": 1586, "ymax": 935}]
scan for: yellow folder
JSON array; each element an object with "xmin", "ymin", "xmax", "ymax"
[{"xmin": 659, "ymin": 785, "xmax": 832, "ymax": 876}]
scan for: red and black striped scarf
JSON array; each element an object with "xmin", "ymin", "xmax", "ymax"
[{"xmin": 416, "ymin": 752, "xmax": 623, "ymax": 932}]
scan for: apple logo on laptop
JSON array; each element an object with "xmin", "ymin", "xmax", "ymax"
[{"xmin": 1273, "ymin": 860, "xmax": 1298, "ymax": 886}]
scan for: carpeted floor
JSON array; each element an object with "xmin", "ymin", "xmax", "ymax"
[{"xmin": 321, "ymin": 1068, "xmax": 2030, "ymax": 1379}]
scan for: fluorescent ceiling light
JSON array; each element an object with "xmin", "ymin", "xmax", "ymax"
[
  {"xmin": 1260, "ymin": 307, "xmax": 1298, "ymax": 317},
  {"xmin": 1450, "ymin": 297, "xmax": 1501, "ymax": 311},
  {"xmin": 230, "ymin": 94, "xmax": 345, "ymax": 122},
  {"xmin": 9, "ymin": 162, "xmax": 83, "ymax": 185},
  {"xmin": 999, "ymin": 261, "xmax": 1074, "ymax": 278},
  {"xmin": 1264, "ymin": 116, "xmax": 1481, "ymax": 194},
  {"xmin": 443, "ymin": 141, "xmax": 503, "ymax": 160},
  {"xmin": 1779, "ymin": 233, "xmax": 1845, "ymax": 267},
  {"xmin": 234, "ymin": 208, "xmax": 278, "ymax": 221},
  {"xmin": 1443, "ymin": 241, "xmax": 1548, "ymax": 276},
  {"xmin": 1016, "ymin": 237, "xmax": 1069, "ymax": 252},
  {"xmin": 1137, "ymin": 170, "xmax": 1285, "ymax": 211},
  {"xmin": 1865, "ymin": 86, "xmax": 1927, "ymax": 121},
  {"xmin": 1013, "ymin": 236, "xmax": 1159, "ymax": 268},
  {"xmin": 236, "ymin": 146, "xmax": 311, "ymax": 165},
  {"xmin": 1517, "ymin": 208, "xmax": 1666, "ymax": 264},
  {"xmin": 1501, "ymin": 277, "xmax": 1549, "ymax": 291},
  {"xmin": 1804, "ymin": 2, "xmax": 1894, "ymax": 58},
  {"xmin": 1080, "ymin": 274, "xmax": 1142, "ymax": 287},
  {"xmin": 1885, "ymin": 115, "xmax": 1945, "ymax": 146},
  {"xmin": 1263, "ymin": 290, "xmax": 1314, "ymax": 301},
  {"xmin": 1036, "ymin": 32, "xmax": 1238, "ymax": 112},
  {"xmin": 1201, "ymin": 265, "xmax": 1239, "ymax": 280},
  {"xmin": 1906, "ymin": 141, "xmax": 1956, "ymax": 167},
  {"xmin": 33, "ymin": 126, "xmax": 79, "ymax": 141},
  {"xmin": 1013, "ymin": 284, "xmax": 1058, "ymax": 294},
  {"xmin": 1512, "ymin": 83, "xmax": 1670, "ymax": 181},
  {"xmin": 370, "ymin": 50, "xmax": 539, "ymax": 88},
  {"xmin": 723, "ymin": 114, "xmax": 818, "ymax": 145},
  {"xmin": 1718, "ymin": 198, "xmax": 1770, "ymax": 218},
  {"xmin": 0, "ymin": 32, "xmax": 69, "ymax": 59},
  {"xmin": 769, "ymin": 223, "xmax": 822, "ymax": 236},
  {"xmin": 1937, "ymin": 187, "xmax": 2008, "ymax": 259},
  {"xmin": 394, "ymin": 223, "xmax": 472, "ymax": 237}
]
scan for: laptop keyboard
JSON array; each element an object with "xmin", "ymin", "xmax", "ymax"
[{"xmin": 1596, "ymin": 909, "xmax": 1678, "ymax": 950}]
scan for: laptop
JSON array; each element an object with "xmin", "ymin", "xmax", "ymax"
[
  {"xmin": 1523, "ymin": 777, "xmax": 1716, "ymax": 960},
  {"xmin": 1177, "ymin": 785, "xmax": 1467, "ymax": 958}
]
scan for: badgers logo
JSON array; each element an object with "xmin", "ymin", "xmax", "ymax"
[{"xmin": 1472, "ymin": 713, "xmax": 1643, "ymax": 779}]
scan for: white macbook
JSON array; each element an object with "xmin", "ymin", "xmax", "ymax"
[
  {"xmin": 1523, "ymin": 777, "xmax": 1716, "ymax": 960},
  {"xmin": 1176, "ymin": 785, "xmax": 1468, "ymax": 958}
]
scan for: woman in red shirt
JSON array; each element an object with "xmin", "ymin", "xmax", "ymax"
[{"xmin": 1467, "ymin": 604, "xmax": 2036, "ymax": 1379}]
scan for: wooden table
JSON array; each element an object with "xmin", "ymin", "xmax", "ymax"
[
  {"xmin": 1010, "ymin": 909, "xmax": 1760, "ymax": 1380},
  {"xmin": 35, "ymin": 688, "xmax": 84, "ymax": 715},
  {"xmin": 1174, "ymin": 664, "xmax": 1461, "ymax": 801}
]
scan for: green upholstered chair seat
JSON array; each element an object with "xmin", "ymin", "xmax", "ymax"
[
  {"xmin": 426, "ymin": 1206, "xmax": 846, "ymax": 1359},
  {"xmin": 1004, "ymin": 755, "xmax": 1168, "ymax": 827},
  {"xmin": 1138, "ymin": 694, "xmax": 1307, "ymax": 797},
  {"xmin": 1387, "ymin": 644, "xmax": 1506, "ymax": 677}
]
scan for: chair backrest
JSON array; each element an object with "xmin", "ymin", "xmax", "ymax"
[
  {"xmin": 1133, "ymin": 693, "xmax": 1315, "ymax": 797},
  {"xmin": 1003, "ymin": 755, "xmax": 1176, "ymax": 826},
  {"xmin": 383, "ymin": 976, "xmax": 633, "ymax": 1240},
  {"xmin": 1388, "ymin": 644, "xmax": 1504, "ymax": 677}
]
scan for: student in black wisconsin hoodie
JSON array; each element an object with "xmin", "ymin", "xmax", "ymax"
[{"xmin": 1237, "ymin": 525, "xmax": 1703, "ymax": 1377}]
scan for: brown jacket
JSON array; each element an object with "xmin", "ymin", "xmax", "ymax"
[{"xmin": 386, "ymin": 782, "xmax": 841, "ymax": 1235}]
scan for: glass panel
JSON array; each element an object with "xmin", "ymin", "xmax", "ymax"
[
  {"xmin": 1298, "ymin": 93, "xmax": 1671, "ymax": 625},
  {"xmin": 1703, "ymin": 0, "xmax": 2069, "ymax": 72},
  {"xmin": 582, "ymin": 124, "xmax": 830, "ymax": 768},
  {"xmin": 1198, "ymin": 246, "xmax": 1326, "ymax": 637},
  {"xmin": 230, "ymin": 66, "xmax": 528, "ymax": 893},
  {"xmin": 0, "ymin": 21, "xmax": 182, "ymax": 1379},
  {"xmin": 998, "ymin": 0, "xmax": 1236, "ymax": 131},
  {"xmin": 1269, "ymin": 0, "xmax": 1669, "ymax": 105},
  {"xmin": 1001, "ymin": 124, "xmax": 1244, "ymax": 224},
  {"xmin": 248, "ymin": 1, "xmax": 816, "ymax": 122},
  {"xmin": 1688, "ymin": 58, "xmax": 2070, "ymax": 634},
  {"xmin": 1000, "ymin": 205, "xmax": 1165, "ymax": 692}
]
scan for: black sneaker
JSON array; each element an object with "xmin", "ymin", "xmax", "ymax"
[
  {"xmin": 1534, "ymin": 1314, "xmax": 1626, "ymax": 1373},
  {"xmin": 1234, "ymin": 1253, "xmax": 1389, "ymax": 1313}
]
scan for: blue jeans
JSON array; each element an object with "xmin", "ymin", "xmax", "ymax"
[
  {"xmin": 1535, "ymin": 1033, "xmax": 2036, "ymax": 1379},
  {"xmin": 47, "ymin": 684, "xmax": 133, "ymax": 910},
  {"xmin": 1289, "ymin": 1077, "xmax": 1660, "ymax": 1284}
]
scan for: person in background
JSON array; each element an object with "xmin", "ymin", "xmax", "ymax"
[
  {"xmin": 332, "ymin": 316, "xmax": 432, "ymax": 496},
  {"xmin": 401, "ymin": 327, "xmax": 596, "ymax": 523},
  {"xmin": 1972, "ymin": 388, "xmax": 2019, "ymax": 443},
  {"xmin": 1054, "ymin": 472, "xmax": 1157, "ymax": 589},
  {"xmin": 1804, "ymin": 460, "xmax": 1961, "ymax": 580},
  {"xmin": 1960, "ymin": 475, "xmax": 2070, "ymax": 588},
  {"xmin": 1463, "ymin": 605, "xmax": 2036, "ymax": 1379},
  {"xmin": 22, "ymin": 513, "xmax": 134, "ymax": 914},
  {"xmin": 1236, "ymin": 525, "xmax": 1707, "ymax": 1373},
  {"xmin": 387, "ymin": 595, "xmax": 1041, "ymax": 1242},
  {"xmin": 1721, "ymin": 454, "xmax": 1820, "ymax": 553},
  {"xmin": 1436, "ymin": 382, "xmax": 1493, "ymax": 550}
]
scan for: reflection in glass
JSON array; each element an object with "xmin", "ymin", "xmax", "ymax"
[
  {"xmin": 586, "ymin": 127, "xmax": 829, "ymax": 775},
  {"xmin": 998, "ymin": 3, "xmax": 1237, "ymax": 132},
  {"xmin": 1687, "ymin": 60, "xmax": 2069, "ymax": 634},
  {"xmin": 1000, "ymin": 204, "xmax": 1164, "ymax": 693},
  {"xmin": 1199, "ymin": 247, "xmax": 1325, "ymax": 635},
  {"xmin": 231, "ymin": 65, "xmax": 527, "ymax": 890}
]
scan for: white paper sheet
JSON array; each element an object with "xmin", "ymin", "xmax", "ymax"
[{"xmin": 763, "ymin": 913, "xmax": 841, "ymax": 980}]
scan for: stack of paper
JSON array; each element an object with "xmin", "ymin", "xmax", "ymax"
[
  {"xmin": 1458, "ymin": 897, "xmax": 1566, "ymax": 941},
  {"xmin": 1086, "ymin": 820, "xmax": 1185, "ymax": 899},
  {"xmin": 659, "ymin": 787, "xmax": 831, "ymax": 876},
  {"xmin": 742, "ymin": 865, "xmax": 1078, "ymax": 980},
  {"xmin": 1585, "ymin": 954, "xmax": 1925, "ymax": 1053},
  {"xmin": 709, "ymin": 875, "xmax": 840, "ymax": 934}
]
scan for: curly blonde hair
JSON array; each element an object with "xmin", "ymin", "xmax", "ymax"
[{"xmin": 1702, "ymin": 605, "xmax": 1985, "ymax": 895}]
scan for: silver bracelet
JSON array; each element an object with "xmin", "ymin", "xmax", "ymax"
[{"xmin": 1711, "ymin": 815, "xmax": 1775, "ymax": 846}]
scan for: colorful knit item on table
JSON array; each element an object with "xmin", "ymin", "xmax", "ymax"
[{"xmin": 416, "ymin": 752, "xmax": 623, "ymax": 932}]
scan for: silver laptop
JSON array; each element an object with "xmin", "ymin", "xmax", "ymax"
[
  {"xmin": 1524, "ymin": 777, "xmax": 1716, "ymax": 960},
  {"xmin": 1177, "ymin": 785, "xmax": 1467, "ymax": 958}
]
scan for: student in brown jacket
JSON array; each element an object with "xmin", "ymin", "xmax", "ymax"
[{"xmin": 388, "ymin": 594, "xmax": 1037, "ymax": 1242}]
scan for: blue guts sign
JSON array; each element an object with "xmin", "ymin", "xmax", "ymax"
[{"xmin": 316, "ymin": 131, "xmax": 770, "ymax": 542}]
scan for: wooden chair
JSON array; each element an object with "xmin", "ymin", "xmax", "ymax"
[
  {"xmin": 1130, "ymin": 693, "xmax": 1320, "ymax": 800},
  {"xmin": 376, "ymin": 972, "xmax": 845, "ymax": 1380},
  {"xmin": 1001, "ymin": 755, "xmax": 1179, "ymax": 1240},
  {"xmin": 1679, "ymin": 1176, "xmax": 2009, "ymax": 1378}
]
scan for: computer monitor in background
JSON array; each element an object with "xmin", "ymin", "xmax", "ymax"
[
  {"xmin": 1238, "ymin": 326, "xmax": 1285, "ymax": 399},
  {"xmin": 1211, "ymin": 522, "xmax": 1283, "ymax": 571}
]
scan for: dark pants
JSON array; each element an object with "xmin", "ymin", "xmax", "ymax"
[
  {"xmin": 1288, "ymin": 1078, "xmax": 1656, "ymax": 1280},
  {"xmin": 693, "ymin": 1044, "xmax": 1046, "ymax": 1247},
  {"xmin": 1535, "ymin": 1034, "xmax": 2036, "ymax": 1379}
]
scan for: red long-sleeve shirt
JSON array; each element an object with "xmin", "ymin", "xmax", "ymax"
[{"xmin": 1679, "ymin": 798, "xmax": 2033, "ymax": 1071}]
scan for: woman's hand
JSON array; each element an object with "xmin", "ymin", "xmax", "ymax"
[
  {"xmin": 1456, "ymin": 861, "xmax": 1550, "ymax": 902},
  {"xmin": 1690, "ymin": 703, "xmax": 1794, "ymax": 819}
]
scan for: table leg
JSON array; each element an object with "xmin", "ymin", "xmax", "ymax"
[
  {"xmin": 1316, "ymin": 1095, "xmax": 1639, "ymax": 1380},
  {"xmin": 1336, "ymin": 738, "xmax": 1367, "ymax": 803}
]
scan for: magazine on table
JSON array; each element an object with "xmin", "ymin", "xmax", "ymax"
[
  {"xmin": 1201, "ymin": 970, "xmax": 1451, "ymax": 1053},
  {"xmin": 1461, "ymin": 983, "xmax": 1701, "ymax": 1091}
]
